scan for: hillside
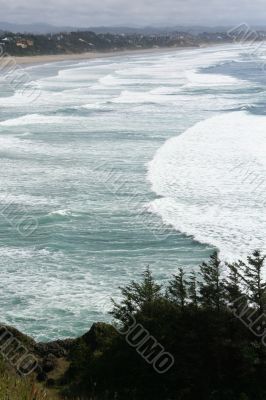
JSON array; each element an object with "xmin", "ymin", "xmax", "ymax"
[
  {"xmin": 1, "ymin": 251, "xmax": 266, "ymax": 399},
  {"xmin": 0, "ymin": 29, "xmax": 234, "ymax": 56}
]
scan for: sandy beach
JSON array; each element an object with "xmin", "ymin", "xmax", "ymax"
[{"xmin": 0, "ymin": 47, "xmax": 181, "ymax": 67}]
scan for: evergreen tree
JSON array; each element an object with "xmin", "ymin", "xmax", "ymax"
[
  {"xmin": 199, "ymin": 251, "xmax": 225, "ymax": 311},
  {"xmin": 110, "ymin": 267, "xmax": 162, "ymax": 322},
  {"xmin": 167, "ymin": 268, "xmax": 187, "ymax": 310},
  {"xmin": 66, "ymin": 252, "xmax": 266, "ymax": 400},
  {"xmin": 187, "ymin": 270, "xmax": 199, "ymax": 308},
  {"xmin": 233, "ymin": 250, "xmax": 266, "ymax": 313},
  {"xmin": 225, "ymin": 262, "xmax": 243, "ymax": 304}
]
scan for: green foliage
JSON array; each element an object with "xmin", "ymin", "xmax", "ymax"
[
  {"xmin": 0, "ymin": 372, "xmax": 52, "ymax": 399},
  {"xmin": 167, "ymin": 268, "xmax": 187, "ymax": 310},
  {"xmin": 231, "ymin": 250, "xmax": 266, "ymax": 312},
  {"xmin": 199, "ymin": 251, "xmax": 226, "ymax": 311},
  {"xmin": 187, "ymin": 270, "xmax": 199, "ymax": 308},
  {"xmin": 225, "ymin": 262, "xmax": 243, "ymax": 303},
  {"xmin": 4, "ymin": 251, "xmax": 266, "ymax": 400},
  {"xmin": 110, "ymin": 267, "xmax": 162, "ymax": 321},
  {"xmin": 0, "ymin": 30, "xmax": 207, "ymax": 57},
  {"xmin": 62, "ymin": 250, "xmax": 266, "ymax": 400}
]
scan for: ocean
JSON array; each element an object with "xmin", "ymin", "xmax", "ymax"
[{"xmin": 0, "ymin": 44, "xmax": 265, "ymax": 340}]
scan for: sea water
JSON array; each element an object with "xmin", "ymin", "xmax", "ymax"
[{"xmin": 0, "ymin": 44, "xmax": 265, "ymax": 340}]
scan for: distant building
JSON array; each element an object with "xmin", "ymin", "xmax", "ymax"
[
  {"xmin": 16, "ymin": 39, "xmax": 34, "ymax": 49},
  {"xmin": 16, "ymin": 41, "xmax": 27, "ymax": 49}
]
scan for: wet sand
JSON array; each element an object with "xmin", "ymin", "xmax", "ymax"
[{"xmin": 0, "ymin": 47, "xmax": 181, "ymax": 67}]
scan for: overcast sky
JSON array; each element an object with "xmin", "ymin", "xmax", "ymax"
[{"xmin": 1, "ymin": 0, "xmax": 266, "ymax": 27}]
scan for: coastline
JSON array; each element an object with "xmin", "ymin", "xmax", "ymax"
[{"xmin": 0, "ymin": 46, "xmax": 184, "ymax": 67}]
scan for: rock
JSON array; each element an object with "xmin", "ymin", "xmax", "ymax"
[
  {"xmin": 0, "ymin": 324, "xmax": 36, "ymax": 350},
  {"xmin": 35, "ymin": 339, "xmax": 75, "ymax": 358},
  {"xmin": 47, "ymin": 378, "xmax": 55, "ymax": 387},
  {"xmin": 81, "ymin": 322, "xmax": 117, "ymax": 351},
  {"xmin": 37, "ymin": 370, "xmax": 47, "ymax": 382},
  {"xmin": 42, "ymin": 353, "xmax": 58, "ymax": 373}
]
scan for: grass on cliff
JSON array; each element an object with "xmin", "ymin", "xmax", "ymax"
[
  {"xmin": 0, "ymin": 357, "xmax": 58, "ymax": 400},
  {"xmin": 0, "ymin": 374, "xmax": 49, "ymax": 399}
]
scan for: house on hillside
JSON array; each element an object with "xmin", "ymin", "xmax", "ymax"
[{"xmin": 16, "ymin": 39, "xmax": 34, "ymax": 49}]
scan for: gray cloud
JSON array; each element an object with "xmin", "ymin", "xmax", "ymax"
[{"xmin": 1, "ymin": 0, "xmax": 266, "ymax": 27}]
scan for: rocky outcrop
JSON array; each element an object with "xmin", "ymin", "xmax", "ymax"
[
  {"xmin": 35, "ymin": 338, "xmax": 76, "ymax": 358},
  {"xmin": 0, "ymin": 322, "xmax": 114, "ymax": 386},
  {"xmin": 81, "ymin": 322, "xmax": 117, "ymax": 351}
]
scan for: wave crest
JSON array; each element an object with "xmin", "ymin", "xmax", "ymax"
[{"xmin": 148, "ymin": 111, "xmax": 266, "ymax": 260}]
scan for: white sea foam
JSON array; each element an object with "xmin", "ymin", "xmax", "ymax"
[
  {"xmin": 185, "ymin": 69, "xmax": 246, "ymax": 87},
  {"xmin": 0, "ymin": 192, "xmax": 54, "ymax": 207},
  {"xmin": 150, "ymin": 87, "xmax": 181, "ymax": 95},
  {"xmin": 0, "ymin": 91, "xmax": 42, "ymax": 107},
  {"xmin": 0, "ymin": 114, "xmax": 87, "ymax": 127},
  {"xmin": 79, "ymin": 102, "xmax": 106, "ymax": 109},
  {"xmin": 96, "ymin": 74, "xmax": 146, "ymax": 88},
  {"xmin": 0, "ymin": 246, "xmax": 54, "ymax": 259},
  {"xmin": 0, "ymin": 44, "xmax": 262, "ymax": 340},
  {"xmin": 148, "ymin": 111, "xmax": 266, "ymax": 260},
  {"xmin": 48, "ymin": 209, "xmax": 72, "ymax": 217},
  {"xmin": 112, "ymin": 90, "xmax": 171, "ymax": 104},
  {"xmin": 98, "ymin": 74, "xmax": 128, "ymax": 86}
]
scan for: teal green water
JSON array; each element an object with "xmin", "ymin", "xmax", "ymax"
[{"xmin": 0, "ymin": 45, "xmax": 263, "ymax": 340}]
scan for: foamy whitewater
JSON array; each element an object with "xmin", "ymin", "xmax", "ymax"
[{"xmin": 0, "ymin": 45, "xmax": 265, "ymax": 340}]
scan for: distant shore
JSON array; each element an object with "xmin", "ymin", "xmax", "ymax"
[{"xmin": 0, "ymin": 46, "xmax": 185, "ymax": 67}]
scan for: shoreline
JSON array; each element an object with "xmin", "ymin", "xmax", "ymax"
[{"xmin": 1, "ymin": 46, "xmax": 186, "ymax": 67}]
